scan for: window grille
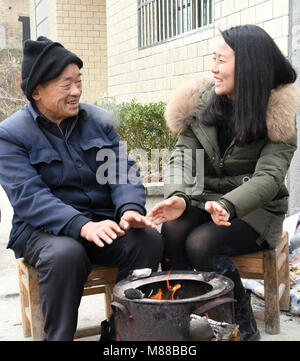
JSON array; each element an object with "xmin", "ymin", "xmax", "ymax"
[{"xmin": 138, "ymin": 0, "xmax": 213, "ymax": 49}]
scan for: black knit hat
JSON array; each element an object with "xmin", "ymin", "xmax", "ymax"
[{"xmin": 21, "ymin": 36, "xmax": 83, "ymax": 101}]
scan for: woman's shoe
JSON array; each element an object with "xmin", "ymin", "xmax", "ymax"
[
  {"xmin": 235, "ymin": 290, "xmax": 260, "ymax": 341},
  {"xmin": 99, "ymin": 314, "xmax": 116, "ymax": 341}
]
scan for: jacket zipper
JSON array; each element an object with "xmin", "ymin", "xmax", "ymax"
[{"xmin": 219, "ymin": 140, "xmax": 234, "ymax": 168}]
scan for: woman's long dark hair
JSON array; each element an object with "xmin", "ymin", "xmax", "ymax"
[{"xmin": 202, "ymin": 25, "xmax": 297, "ymax": 145}]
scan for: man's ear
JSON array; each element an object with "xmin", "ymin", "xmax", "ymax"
[{"xmin": 32, "ymin": 86, "xmax": 41, "ymax": 101}]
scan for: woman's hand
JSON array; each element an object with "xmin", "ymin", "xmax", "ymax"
[
  {"xmin": 119, "ymin": 210, "xmax": 157, "ymax": 230},
  {"xmin": 80, "ymin": 220, "xmax": 125, "ymax": 248},
  {"xmin": 148, "ymin": 196, "xmax": 186, "ymax": 225},
  {"xmin": 205, "ymin": 201, "xmax": 231, "ymax": 227}
]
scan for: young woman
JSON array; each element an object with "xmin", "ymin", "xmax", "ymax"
[{"xmin": 149, "ymin": 25, "xmax": 300, "ymax": 341}]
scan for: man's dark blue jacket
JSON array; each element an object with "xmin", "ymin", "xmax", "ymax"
[{"xmin": 0, "ymin": 103, "xmax": 146, "ymax": 258}]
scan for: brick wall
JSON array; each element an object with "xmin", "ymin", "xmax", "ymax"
[
  {"xmin": 0, "ymin": 0, "xmax": 29, "ymax": 49},
  {"xmin": 31, "ymin": 0, "xmax": 108, "ymax": 105},
  {"xmin": 55, "ymin": 0, "xmax": 108, "ymax": 104},
  {"xmin": 107, "ymin": 0, "xmax": 290, "ymax": 104}
]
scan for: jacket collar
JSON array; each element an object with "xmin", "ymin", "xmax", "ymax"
[{"xmin": 165, "ymin": 75, "xmax": 300, "ymax": 143}]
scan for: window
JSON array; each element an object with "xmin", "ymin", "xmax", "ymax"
[
  {"xmin": 35, "ymin": 0, "xmax": 48, "ymax": 37},
  {"xmin": 138, "ymin": 0, "xmax": 213, "ymax": 49}
]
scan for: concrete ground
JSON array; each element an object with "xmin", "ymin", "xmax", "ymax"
[{"xmin": 0, "ymin": 186, "xmax": 299, "ymax": 342}]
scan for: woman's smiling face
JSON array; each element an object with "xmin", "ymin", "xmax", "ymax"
[{"xmin": 211, "ymin": 39, "xmax": 235, "ymax": 99}]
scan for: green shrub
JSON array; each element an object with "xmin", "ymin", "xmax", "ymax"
[
  {"xmin": 100, "ymin": 99, "xmax": 177, "ymax": 153},
  {"xmin": 100, "ymin": 99, "xmax": 178, "ymax": 182},
  {"xmin": 119, "ymin": 100, "xmax": 176, "ymax": 151}
]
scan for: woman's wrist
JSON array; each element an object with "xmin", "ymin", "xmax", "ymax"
[
  {"xmin": 173, "ymin": 193, "xmax": 191, "ymax": 211},
  {"xmin": 217, "ymin": 200, "xmax": 230, "ymax": 219}
]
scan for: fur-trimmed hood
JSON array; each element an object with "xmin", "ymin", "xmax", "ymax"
[{"xmin": 165, "ymin": 75, "xmax": 300, "ymax": 142}]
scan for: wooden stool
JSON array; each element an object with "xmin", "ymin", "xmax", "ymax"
[
  {"xmin": 230, "ymin": 231, "xmax": 290, "ymax": 335},
  {"xmin": 17, "ymin": 258, "xmax": 118, "ymax": 340}
]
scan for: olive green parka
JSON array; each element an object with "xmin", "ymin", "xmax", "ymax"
[{"xmin": 164, "ymin": 76, "xmax": 300, "ymax": 248}]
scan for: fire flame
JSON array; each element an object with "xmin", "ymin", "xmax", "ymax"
[
  {"xmin": 150, "ymin": 288, "xmax": 163, "ymax": 300},
  {"xmin": 150, "ymin": 272, "xmax": 181, "ymax": 300}
]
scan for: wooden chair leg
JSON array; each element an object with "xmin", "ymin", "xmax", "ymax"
[
  {"xmin": 279, "ymin": 239, "xmax": 290, "ymax": 311},
  {"xmin": 104, "ymin": 284, "xmax": 114, "ymax": 319},
  {"xmin": 17, "ymin": 262, "xmax": 31, "ymax": 337},
  {"xmin": 264, "ymin": 248, "xmax": 280, "ymax": 334},
  {"xmin": 27, "ymin": 266, "xmax": 45, "ymax": 341}
]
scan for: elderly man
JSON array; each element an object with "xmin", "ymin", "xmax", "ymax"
[{"xmin": 0, "ymin": 37, "xmax": 163, "ymax": 341}]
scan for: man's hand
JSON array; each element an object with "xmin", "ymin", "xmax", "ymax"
[
  {"xmin": 205, "ymin": 201, "xmax": 231, "ymax": 227},
  {"xmin": 148, "ymin": 196, "xmax": 186, "ymax": 225},
  {"xmin": 80, "ymin": 220, "xmax": 125, "ymax": 248},
  {"xmin": 119, "ymin": 210, "xmax": 157, "ymax": 231}
]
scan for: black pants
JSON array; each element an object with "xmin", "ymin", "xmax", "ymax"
[
  {"xmin": 161, "ymin": 206, "xmax": 264, "ymax": 302},
  {"xmin": 23, "ymin": 227, "xmax": 163, "ymax": 341}
]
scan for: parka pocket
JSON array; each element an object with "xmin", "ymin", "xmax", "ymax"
[
  {"xmin": 80, "ymin": 137, "xmax": 117, "ymax": 172},
  {"xmin": 29, "ymin": 148, "xmax": 62, "ymax": 187}
]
